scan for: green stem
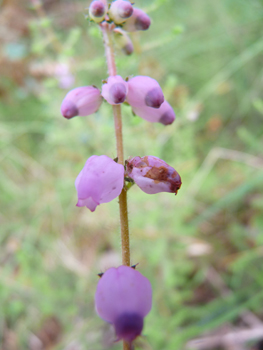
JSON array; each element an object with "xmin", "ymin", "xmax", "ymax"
[
  {"xmin": 101, "ymin": 23, "xmax": 131, "ymax": 350},
  {"xmin": 100, "ymin": 26, "xmax": 131, "ymax": 265}
]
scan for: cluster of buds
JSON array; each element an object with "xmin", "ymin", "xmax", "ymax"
[
  {"xmin": 61, "ymin": 75, "xmax": 175, "ymax": 124},
  {"xmin": 89, "ymin": 0, "xmax": 151, "ymax": 56}
]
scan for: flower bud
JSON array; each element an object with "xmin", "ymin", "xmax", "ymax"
[
  {"xmin": 101, "ymin": 75, "xmax": 128, "ymax": 105},
  {"xmin": 89, "ymin": 0, "xmax": 107, "ymax": 23},
  {"xmin": 122, "ymin": 8, "xmax": 151, "ymax": 32},
  {"xmin": 75, "ymin": 155, "xmax": 124, "ymax": 211},
  {"xmin": 126, "ymin": 76, "xmax": 164, "ymax": 109},
  {"xmin": 61, "ymin": 86, "xmax": 102, "ymax": 119},
  {"xmin": 132, "ymin": 100, "xmax": 176, "ymax": 124},
  {"xmin": 109, "ymin": 0, "xmax": 133, "ymax": 25},
  {"xmin": 126, "ymin": 156, "xmax": 182, "ymax": 195},
  {"xmin": 113, "ymin": 27, "xmax": 134, "ymax": 55},
  {"xmin": 95, "ymin": 266, "xmax": 152, "ymax": 343}
]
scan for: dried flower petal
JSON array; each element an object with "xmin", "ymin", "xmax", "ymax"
[
  {"xmin": 75, "ymin": 155, "xmax": 124, "ymax": 211},
  {"xmin": 126, "ymin": 156, "xmax": 182, "ymax": 195}
]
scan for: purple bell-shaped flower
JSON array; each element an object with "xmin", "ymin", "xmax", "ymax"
[
  {"xmin": 101, "ymin": 75, "xmax": 128, "ymax": 105},
  {"xmin": 126, "ymin": 76, "xmax": 164, "ymax": 109},
  {"xmin": 75, "ymin": 155, "xmax": 124, "ymax": 211},
  {"xmin": 95, "ymin": 266, "xmax": 152, "ymax": 343},
  {"xmin": 61, "ymin": 86, "xmax": 103, "ymax": 119}
]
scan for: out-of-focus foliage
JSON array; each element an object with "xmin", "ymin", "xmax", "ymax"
[{"xmin": 1, "ymin": 0, "xmax": 263, "ymax": 349}]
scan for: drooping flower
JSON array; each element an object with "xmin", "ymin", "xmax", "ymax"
[
  {"xmin": 109, "ymin": 0, "xmax": 133, "ymax": 25},
  {"xmin": 132, "ymin": 100, "xmax": 176, "ymax": 125},
  {"xmin": 95, "ymin": 266, "xmax": 152, "ymax": 343},
  {"xmin": 122, "ymin": 8, "xmax": 151, "ymax": 32},
  {"xmin": 113, "ymin": 27, "xmax": 134, "ymax": 55},
  {"xmin": 75, "ymin": 155, "xmax": 124, "ymax": 211},
  {"xmin": 61, "ymin": 86, "xmax": 103, "ymax": 119},
  {"xmin": 89, "ymin": 0, "xmax": 107, "ymax": 23},
  {"xmin": 101, "ymin": 75, "xmax": 128, "ymax": 105},
  {"xmin": 125, "ymin": 156, "xmax": 182, "ymax": 195},
  {"xmin": 126, "ymin": 76, "xmax": 164, "ymax": 109}
]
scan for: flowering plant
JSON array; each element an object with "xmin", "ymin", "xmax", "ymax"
[{"xmin": 60, "ymin": 1, "xmax": 182, "ymax": 348}]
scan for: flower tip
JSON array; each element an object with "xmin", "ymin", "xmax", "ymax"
[
  {"xmin": 145, "ymin": 88, "xmax": 164, "ymax": 109},
  {"xmin": 89, "ymin": 0, "xmax": 106, "ymax": 22},
  {"xmin": 114, "ymin": 313, "xmax": 143, "ymax": 343},
  {"xmin": 135, "ymin": 13, "xmax": 151, "ymax": 31},
  {"xmin": 61, "ymin": 101, "xmax": 78, "ymax": 119},
  {"xmin": 159, "ymin": 111, "xmax": 176, "ymax": 125}
]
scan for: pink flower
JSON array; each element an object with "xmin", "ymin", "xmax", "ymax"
[
  {"xmin": 61, "ymin": 86, "xmax": 103, "ymax": 119},
  {"xmin": 122, "ymin": 8, "xmax": 151, "ymax": 32},
  {"xmin": 95, "ymin": 266, "xmax": 152, "ymax": 343},
  {"xmin": 132, "ymin": 100, "xmax": 176, "ymax": 124},
  {"xmin": 109, "ymin": 0, "xmax": 133, "ymax": 24},
  {"xmin": 126, "ymin": 76, "xmax": 164, "ymax": 109},
  {"xmin": 125, "ymin": 156, "xmax": 182, "ymax": 195},
  {"xmin": 89, "ymin": 0, "xmax": 107, "ymax": 23},
  {"xmin": 101, "ymin": 75, "xmax": 128, "ymax": 105},
  {"xmin": 75, "ymin": 155, "xmax": 124, "ymax": 211}
]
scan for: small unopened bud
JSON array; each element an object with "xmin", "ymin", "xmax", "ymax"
[
  {"xmin": 61, "ymin": 86, "xmax": 103, "ymax": 119},
  {"xmin": 122, "ymin": 8, "xmax": 151, "ymax": 32},
  {"xmin": 101, "ymin": 75, "xmax": 128, "ymax": 105},
  {"xmin": 132, "ymin": 101, "xmax": 176, "ymax": 124},
  {"xmin": 113, "ymin": 28, "xmax": 134, "ymax": 55},
  {"xmin": 126, "ymin": 76, "xmax": 164, "ymax": 109},
  {"xmin": 109, "ymin": 0, "xmax": 133, "ymax": 24},
  {"xmin": 126, "ymin": 156, "xmax": 182, "ymax": 195},
  {"xmin": 89, "ymin": 0, "xmax": 107, "ymax": 23}
]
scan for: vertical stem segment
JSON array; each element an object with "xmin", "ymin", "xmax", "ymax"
[
  {"xmin": 101, "ymin": 24, "xmax": 130, "ymax": 268},
  {"xmin": 101, "ymin": 23, "xmax": 131, "ymax": 350}
]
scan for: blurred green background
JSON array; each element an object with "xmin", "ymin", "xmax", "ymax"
[{"xmin": 1, "ymin": 0, "xmax": 263, "ymax": 349}]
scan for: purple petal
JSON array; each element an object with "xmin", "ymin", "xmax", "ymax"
[
  {"xmin": 95, "ymin": 266, "xmax": 152, "ymax": 324},
  {"xmin": 132, "ymin": 100, "xmax": 176, "ymax": 124},
  {"xmin": 75, "ymin": 155, "xmax": 124, "ymax": 211},
  {"xmin": 61, "ymin": 86, "xmax": 102, "ymax": 119},
  {"xmin": 126, "ymin": 76, "xmax": 164, "ymax": 110},
  {"xmin": 102, "ymin": 76, "xmax": 128, "ymax": 105}
]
